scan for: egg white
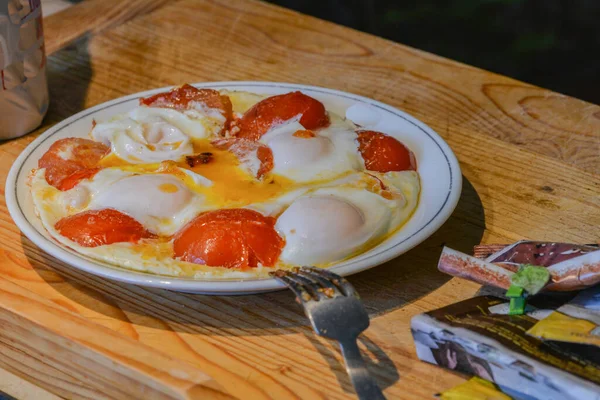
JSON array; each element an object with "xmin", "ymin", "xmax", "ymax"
[
  {"xmin": 257, "ymin": 117, "xmax": 362, "ymax": 183},
  {"xmin": 87, "ymin": 173, "xmax": 209, "ymax": 236},
  {"xmin": 274, "ymin": 171, "xmax": 419, "ymax": 266},
  {"xmin": 91, "ymin": 105, "xmax": 228, "ymax": 164},
  {"xmin": 42, "ymin": 167, "xmax": 214, "ymax": 236}
]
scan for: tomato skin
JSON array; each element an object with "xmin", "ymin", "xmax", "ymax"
[
  {"xmin": 55, "ymin": 209, "xmax": 155, "ymax": 247},
  {"xmin": 173, "ymin": 209, "xmax": 284, "ymax": 269},
  {"xmin": 38, "ymin": 138, "xmax": 109, "ymax": 190},
  {"xmin": 356, "ymin": 130, "xmax": 416, "ymax": 173},
  {"xmin": 236, "ymin": 91, "xmax": 329, "ymax": 140},
  {"xmin": 140, "ymin": 84, "xmax": 233, "ymax": 132},
  {"xmin": 57, "ymin": 168, "xmax": 101, "ymax": 191}
]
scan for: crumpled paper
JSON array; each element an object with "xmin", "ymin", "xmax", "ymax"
[{"xmin": 0, "ymin": 0, "xmax": 48, "ymax": 140}]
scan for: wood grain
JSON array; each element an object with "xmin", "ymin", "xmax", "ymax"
[
  {"xmin": 0, "ymin": 252, "xmax": 232, "ymax": 400},
  {"xmin": 44, "ymin": 0, "xmax": 175, "ymax": 55},
  {"xmin": 1, "ymin": 0, "xmax": 600, "ymax": 398}
]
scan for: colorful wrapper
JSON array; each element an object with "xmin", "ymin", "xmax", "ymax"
[
  {"xmin": 411, "ymin": 296, "xmax": 600, "ymax": 400},
  {"xmin": 527, "ymin": 287, "xmax": 600, "ymax": 346},
  {"xmin": 439, "ymin": 241, "xmax": 600, "ymax": 291}
]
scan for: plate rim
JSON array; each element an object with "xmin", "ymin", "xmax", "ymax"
[{"xmin": 6, "ymin": 81, "xmax": 462, "ymax": 294}]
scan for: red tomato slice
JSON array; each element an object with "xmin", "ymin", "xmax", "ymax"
[
  {"xmin": 212, "ymin": 138, "xmax": 274, "ymax": 178},
  {"xmin": 236, "ymin": 91, "xmax": 329, "ymax": 140},
  {"xmin": 173, "ymin": 209, "xmax": 284, "ymax": 269},
  {"xmin": 38, "ymin": 138, "xmax": 109, "ymax": 190},
  {"xmin": 357, "ymin": 130, "xmax": 417, "ymax": 173},
  {"xmin": 140, "ymin": 84, "xmax": 233, "ymax": 132},
  {"xmin": 55, "ymin": 209, "xmax": 155, "ymax": 247},
  {"xmin": 58, "ymin": 168, "xmax": 101, "ymax": 191}
]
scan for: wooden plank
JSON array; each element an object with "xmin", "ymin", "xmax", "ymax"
[
  {"xmin": 43, "ymin": 0, "xmax": 176, "ymax": 55},
  {"xmin": 1, "ymin": 0, "xmax": 599, "ymax": 398},
  {"xmin": 0, "ymin": 250, "xmax": 232, "ymax": 399},
  {"xmin": 0, "ymin": 368, "xmax": 60, "ymax": 400}
]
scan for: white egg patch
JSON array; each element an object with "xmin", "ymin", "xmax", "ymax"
[
  {"xmin": 91, "ymin": 105, "xmax": 228, "ymax": 164},
  {"xmin": 274, "ymin": 170, "xmax": 420, "ymax": 266},
  {"xmin": 276, "ymin": 188, "xmax": 391, "ymax": 265},
  {"xmin": 259, "ymin": 119, "xmax": 362, "ymax": 183},
  {"xmin": 88, "ymin": 174, "xmax": 199, "ymax": 235},
  {"xmin": 345, "ymin": 103, "xmax": 381, "ymax": 128}
]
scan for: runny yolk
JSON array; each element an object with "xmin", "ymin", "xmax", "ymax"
[
  {"xmin": 185, "ymin": 139, "xmax": 294, "ymax": 206},
  {"xmin": 95, "ymin": 139, "xmax": 295, "ymax": 208}
]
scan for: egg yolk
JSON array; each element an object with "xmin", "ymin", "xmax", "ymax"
[
  {"xmin": 236, "ymin": 91, "xmax": 329, "ymax": 140},
  {"xmin": 211, "ymin": 137, "xmax": 274, "ymax": 178},
  {"xmin": 159, "ymin": 183, "xmax": 180, "ymax": 193},
  {"xmin": 185, "ymin": 139, "xmax": 292, "ymax": 206},
  {"xmin": 38, "ymin": 138, "xmax": 110, "ymax": 190},
  {"xmin": 293, "ymin": 129, "xmax": 316, "ymax": 138},
  {"xmin": 95, "ymin": 139, "xmax": 294, "ymax": 208},
  {"xmin": 356, "ymin": 130, "xmax": 416, "ymax": 173},
  {"xmin": 139, "ymin": 84, "xmax": 233, "ymax": 133},
  {"xmin": 173, "ymin": 209, "xmax": 284, "ymax": 269},
  {"xmin": 55, "ymin": 209, "xmax": 155, "ymax": 247}
]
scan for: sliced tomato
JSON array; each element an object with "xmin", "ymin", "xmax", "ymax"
[
  {"xmin": 58, "ymin": 168, "xmax": 101, "ymax": 191},
  {"xmin": 140, "ymin": 84, "xmax": 233, "ymax": 131},
  {"xmin": 212, "ymin": 138, "xmax": 274, "ymax": 178},
  {"xmin": 357, "ymin": 130, "xmax": 416, "ymax": 173},
  {"xmin": 173, "ymin": 209, "xmax": 284, "ymax": 269},
  {"xmin": 55, "ymin": 209, "xmax": 155, "ymax": 247},
  {"xmin": 236, "ymin": 91, "xmax": 329, "ymax": 140},
  {"xmin": 38, "ymin": 138, "xmax": 109, "ymax": 190}
]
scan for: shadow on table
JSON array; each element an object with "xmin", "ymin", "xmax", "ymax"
[
  {"xmin": 44, "ymin": 34, "xmax": 94, "ymax": 124},
  {"xmin": 22, "ymin": 176, "xmax": 484, "ymax": 390},
  {"xmin": 303, "ymin": 332, "xmax": 400, "ymax": 392},
  {"xmin": 23, "ymin": 176, "xmax": 485, "ymax": 335}
]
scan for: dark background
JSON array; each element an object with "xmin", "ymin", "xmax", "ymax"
[{"xmin": 268, "ymin": 0, "xmax": 600, "ymax": 104}]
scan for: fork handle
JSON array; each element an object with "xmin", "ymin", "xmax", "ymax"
[{"xmin": 339, "ymin": 339, "xmax": 386, "ymax": 400}]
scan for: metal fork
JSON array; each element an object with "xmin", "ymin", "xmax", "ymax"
[{"xmin": 271, "ymin": 267, "xmax": 386, "ymax": 400}]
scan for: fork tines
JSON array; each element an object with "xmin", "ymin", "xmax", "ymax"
[{"xmin": 270, "ymin": 267, "xmax": 355, "ymax": 302}]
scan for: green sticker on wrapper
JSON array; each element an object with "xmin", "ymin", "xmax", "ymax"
[{"xmin": 511, "ymin": 264, "xmax": 550, "ymax": 295}]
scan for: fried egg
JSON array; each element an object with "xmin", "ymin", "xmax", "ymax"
[
  {"xmin": 275, "ymin": 171, "xmax": 419, "ymax": 266},
  {"xmin": 30, "ymin": 169, "xmax": 262, "ymax": 278},
  {"xmin": 87, "ymin": 173, "xmax": 208, "ymax": 236},
  {"xmin": 30, "ymin": 87, "xmax": 421, "ymax": 279},
  {"xmin": 257, "ymin": 118, "xmax": 361, "ymax": 183},
  {"xmin": 47, "ymin": 167, "xmax": 212, "ymax": 236},
  {"xmin": 91, "ymin": 105, "xmax": 227, "ymax": 164}
]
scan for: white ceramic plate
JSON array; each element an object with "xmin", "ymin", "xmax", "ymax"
[{"xmin": 6, "ymin": 82, "xmax": 462, "ymax": 294}]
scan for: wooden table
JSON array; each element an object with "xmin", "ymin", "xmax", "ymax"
[{"xmin": 1, "ymin": 0, "xmax": 599, "ymax": 398}]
